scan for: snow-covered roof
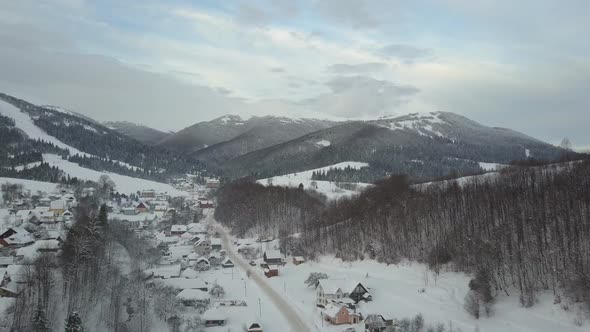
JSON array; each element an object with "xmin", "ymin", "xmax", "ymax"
[
  {"xmin": 322, "ymin": 303, "xmax": 344, "ymax": 318},
  {"xmin": 176, "ymin": 289, "xmax": 210, "ymax": 301},
  {"xmin": 210, "ymin": 238, "xmax": 222, "ymax": 246},
  {"xmin": 36, "ymin": 239, "xmax": 61, "ymax": 250},
  {"xmin": 203, "ymin": 307, "xmax": 226, "ymax": 321},
  {"xmin": 2, "ymin": 228, "xmax": 34, "ymax": 245},
  {"xmin": 171, "ymin": 225, "xmax": 187, "ymax": 232},
  {"xmin": 160, "ymin": 277, "xmax": 208, "ymax": 290},
  {"xmin": 317, "ymin": 279, "xmax": 365, "ymax": 295},
  {"xmin": 145, "ymin": 264, "xmax": 181, "ymax": 279},
  {"xmin": 0, "ymin": 257, "xmax": 15, "ymax": 266},
  {"xmin": 293, "ymin": 256, "xmax": 305, "ymax": 262},
  {"xmin": 264, "ymin": 250, "xmax": 282, "ymax": 260},
  {"xmin": 50, "ymin": 199, "xmax": 66, "ymax": 210},
  {"xmin": 180, "ymin": 268, "xmax": 199, "ymax": 279},
  {"xmin": 222, "ymin": 257, "xmax": 233, "ymax": 265}
]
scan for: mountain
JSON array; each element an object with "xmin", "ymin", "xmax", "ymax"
[
  {"xmin": 224, "ymin": 112, "xmax": 566, "ymax": 181},
  {"xmin": 192, "ymin": 116, "xmax": 337, "ymax": 163},
  {"xmin": 0, "ymin": 93, "xmax": 210, "ymax": 190},
  {"xmin": 158, "ymin": 114, "xmax": 335, "ymax": 154},
  {"xmin": 105, "ymin": 121, "xmax": 171, "ymax": 145}
]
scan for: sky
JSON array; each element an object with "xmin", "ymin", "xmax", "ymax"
[{"xmin": 0, "ymin": 0, "xmax": 589, "ymax": 148}]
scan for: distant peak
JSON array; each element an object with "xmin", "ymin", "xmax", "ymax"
[{"xmin": 212, "ymin": 114, "xmax": 244, "ymax": 124}]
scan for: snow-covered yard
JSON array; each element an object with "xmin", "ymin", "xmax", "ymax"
[{"xmin": 256, "ymin": 257, "xmax": 587, "ymax": 332}]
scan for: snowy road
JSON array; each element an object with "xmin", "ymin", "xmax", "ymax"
[{"xmin": 214, "ymin": 223, "xmax": 314, "ymax": 332}]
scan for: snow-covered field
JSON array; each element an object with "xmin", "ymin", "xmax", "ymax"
[
  {"xmin": 258, "ymin": 162, "xmax": 372, "ymax": 200},
  {"xmin": 256, "ymin": 256, "xmax": 586, "ymax": 332}
]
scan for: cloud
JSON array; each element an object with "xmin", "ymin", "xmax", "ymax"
[
  {"xmin": 270, "ymin": 67, "xmax": 285, "ymax": 73},
  {"xmin": 301, "ymin": 76, "xmax": 419, "ymax": 118},
  {"xmin": 379, "ymin": 44, "xmax": 433, "ymax": 62},
  {"xmin": 315, "ymin": 0, "xmax": 381, "ymax": 29},
  {"xmin": 328, "ymin": 62, "xmax": 389, "ymax": 74}
]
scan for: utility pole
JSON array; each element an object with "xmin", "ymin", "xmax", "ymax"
[
  {"xmin": 258, "ymin": 298, "xmax": 262, "ymax": 317},
  {"xmin": 244, "ymin": 280, "xmax": 247, "ymax": 297}
]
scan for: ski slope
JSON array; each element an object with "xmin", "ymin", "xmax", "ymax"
[
  {"xmin": 42, "ymin": 154, "xmax": 186, "ymax": 196},
  {"xmin": 258, "ymin": 162, "xmax": 372, "ymax": 200}
]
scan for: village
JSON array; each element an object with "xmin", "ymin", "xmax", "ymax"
[
  {"xmin": 2, "ymin": 173, "xmax": 581, "ymax": 332},
  {"xmin": 0, "ymin": 172, "xmax": 400, "ymax": 332}
]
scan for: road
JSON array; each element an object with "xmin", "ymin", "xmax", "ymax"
[{"xmin": 214, "ymin": 223, "xmax": 313, "ymax": 332}]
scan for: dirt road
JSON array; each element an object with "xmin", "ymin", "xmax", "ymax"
[{"xmin": 214, "ymin": 224, "xmax": 313, "ymax": 332}]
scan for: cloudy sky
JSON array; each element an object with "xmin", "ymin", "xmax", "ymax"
[{"xmin": 1, "ymin": 0, "xmax": 589, "ymax": 148}]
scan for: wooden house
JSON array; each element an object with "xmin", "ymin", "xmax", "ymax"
[
  {"xmin": 322, "ymin": 303, "xmax": 361, "ymax": 325},
  {"xmin": 264, "ymin": 265, "xmax": 279, "ymax": 278},
  {"xmin": 135, "ymin": 201, "xmax": 150, "ymax": 214},
  {"xmin": 203, "ymin": 308, "xmax": 226, "ymax": 327},
  {"xmin": 263, "ymin": 250, "xmax": 283, "ymax": 265}
]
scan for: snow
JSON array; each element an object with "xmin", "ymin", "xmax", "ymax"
[
  {"xmin": 383, "ymin": 112, "xmax": 448, "ymax": 138},
  {"xmin": 260, "ymin": 256, "xmax": 587, "ymax": 332},
  {"xmin": 478, "ymin": 162, "xmax": 508, "ymax": 172},
  {"xmin": 1, "ymin": 100, "xmax": 144, "ymax": 173},
  {"xmin": 258, "ymin": 162, "xmax": 372, "ymax": 200},
  {"xmin": 42, "ymin": 154, "xmax": 187, "ymax": 196},
  {"xmin": 525, "ymin": 148, "xmax": 531, "ymax": 158},
  {"xmin": 11, "ymin": 161, "xmax": 42, "ymax": 171},
  {"xmin": 315, "ymin": 140, "xmax": 331, "ymax": 147},
  {"xmin": 0, "ymin": 100, "xmax": 89, "ymax": 157}
]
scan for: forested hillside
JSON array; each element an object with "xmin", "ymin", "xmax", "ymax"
[
  {"xmin": 0, "ymin": 93, "xmax": 212, "ymax": 182},
  {"xmin": 214, "ymin": 178, "xmax": 324, "ymax": 238},
  {"xmin": 216, "ymin": 159, "xmax": 590, "ymax": 311},
  {"xmin": 303, "ymin": 160, "xmax": 590, "ymax": 309},
  {"xmin": 224, "ymin": 113, "xmax": 567, "ymax": 182}
]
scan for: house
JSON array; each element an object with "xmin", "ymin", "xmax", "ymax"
[
  {"xmin": 203, "ymin": 308, "xmax": 226, "ymax": 327},
  {"xmin": 145, "ymin": 264, "xmax": 181, "ymax": 279},
  {"xmin": 316, "ymin": 279, "xmax": 345, "ymax": 307},
  {"xmin": 135, "ymin": 201, "xmax": 150, "ymax": 214},
  {"xmin": 322, "ymin": 303, "xmax": 361, "ymax": 325},
  {"xmin": 194, "ymin": 239, "xmax": 211, "ymax": 255},
  {"xmin": 140, "ymin": 189, "xmax": 156, "ymax": 198},
  {"xmin": 15, "ymin": 210, "xmax": 38, "ymax": 224},
  {"xmin": 153, "ymin": 202, "xmax": 169, "ymax": 212},
  {"xmin": 36, "ymin": 239, "xmax": 61, "ymax": 253},
  {"xmin": 246, "ymin": 323, "xmax": 263, "ymax": 332},
  {"xmin": 264, "ymin": 265, "xmax": 279, "ymax": 278},
  {"xmin": 176, "ymin": 289, "xmax": 210, "ymax": 307},
  {"xmin": 293, "ymin": 256, "xmax": 305, "ymax": 265},
  {"xmin": 198, "ymin": 200, "xmax": 214, "ymax": 208},
  {"xmin": 0, "ymin": 284, "xmax": 20, "ymax": 297},
  {"xmin": 49, "ymin": 199, "xmax": 66, "ymax": 215},
  {"xmin": 0, "ymin": 228, "xmax": 35, "ymax": 248},
  {"xmin": 221, "ymin": 257, "xmax": 234, "ymax": 268},
  {"xmin": 364, "ymin": 314, "xmax": 395, "ymax": 332},
  {"xmin": 263, "ymin": 250, "xmax": 283, "ymax": 265},
  {"xmin": 316, "ymin": 280, "xmax": 370, "ymax": 306},
  {"xmin": 187, "ymin": 223, "xmax": 207, "ymax": 235},
  {"xmin": 121, "ymin": 207, "xmax": 137, "ymax": 216},
  {"xmin": 38, "ymin": 197, "xmax": 51, "ymax": 207},
  {"xmin": 170, "ymin": 225, "xmax": 188, "ymax": 236},
  {"xmin": 160, "ymin": 277, "xmax": 208, "ymax": 292},
  {"xmin": 206, "ymin": 179, "xmax": 220, "ymax": 189},
  {"xmin": 61, "ymin": 210, "xmax": 73, "ymax": 221},
  {"xmin": 211, "ymin": 238, "xmax": 222, "ymax": 251},
  {"xmin": 0, "ymin": 257, "xmax": 15, "ymax": 268},
  {"xmin": 39, "ymin": 211, "xmax": 56, "ymax": 224}
]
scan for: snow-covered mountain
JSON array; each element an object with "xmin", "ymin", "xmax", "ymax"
[
  {"xmin": 158, "ymin": 114, "xmax": 335, "ymax": 154},
  {"xmin": 223, "ymin": 112, "xmax": 565, "ymax": 181},
  {"xmin": 104, "ymin": 121, "xmax": 171, "ymax": 145},
  {"xmin": 0, "ymin": 93, "xmax": 201, "ymax": 195}
]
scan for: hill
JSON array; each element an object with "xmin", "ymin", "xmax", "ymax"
[
  {"xmin": 105, "ymin": 121, "xmax": 171, "ymax": 145},
  {"xmin": 158, "ymin": 114, "xmax": 335, "ymax": 154},
  {"xmin": 224, "ymin": 112, "xmax": 565, "ymax": 181}
]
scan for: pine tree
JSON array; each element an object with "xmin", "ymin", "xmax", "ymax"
[
  {"xmin": 65, "ymin": 311, "xmax": 85, "ymax": 332},
  {"xmin": 32, "ymin": 304, "xmax": 50, "ymax": 332},
  {"xmin": 98, "ymin": 203, "xmax": 109, "ymax": 228}
]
